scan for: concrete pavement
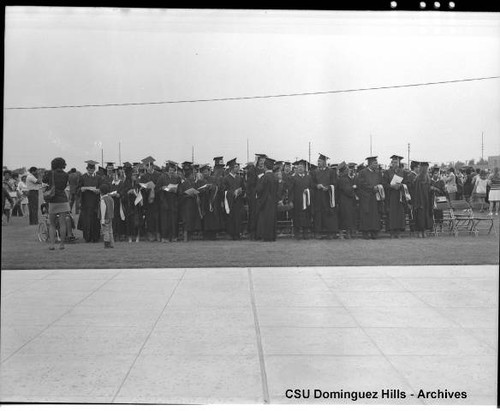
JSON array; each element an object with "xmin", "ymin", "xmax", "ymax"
[{"xmin": 0, "ymin": 265, "xmax": 497, "ymax": 404}]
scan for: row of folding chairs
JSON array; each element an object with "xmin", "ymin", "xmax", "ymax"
[{"xmin": 433, "ymin": 199, "xmax": 496, "ymax": 236}]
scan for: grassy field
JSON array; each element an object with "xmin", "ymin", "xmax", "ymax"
[{"xmin": 1, "ymin": 214, "xmax": 498, "ymax": 269}]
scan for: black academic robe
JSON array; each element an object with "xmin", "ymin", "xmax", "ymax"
[
  {"xmin": 383, "ymin": 168, "xmax": 406, "ymax": 231},
  {"xmin": 222, "ymin": 173, "xmax": 245, "ymax": 239},
  {"xmin": 245, "ymin": 165, "xmax": 264, "ymax": 236},
  {"xmin": 77, "ymin": 172, "xmax": 102, "ymax": 242},
  {"xmin": 199, "ymin": 175, "xmax": 224, "ymax": 233},
  {"xmin": 179, "ymin": 177, "xmax": 202, "ymax": 232},
  {"xmin": 289, "ymin": 173, "xmax": 313, "ymax": 229},
  {"xmin": 338, "ymin": 173, "xmax": 356, "ymax": 230},
  {"xmin": 156, "ymin": 172, "xmax": 181, "ymax": 240},
  {"xmin": 413, "ymin": 176, "xmax": 434, "ymax": 231},
  {"xmin": 357, "ymin": 167, "xmax": 383, "ymax": 232},
  {"xmin": 139, "ymin": 171, "xmax": 161, "ymax": 235},
  {"xmin": 255, "ymin": 171, "xmax": 279, "ymax": 241},
  {"xmin": 110, "ymin": 179, "xmax": 125, "ymax": 238},
  {"xmin": 310, "ymin": 167, "xmax": 338, "ymax": 234},
  {"xmin": 124, "ymin": 183, "xmax": 145, "ymax": 237}
]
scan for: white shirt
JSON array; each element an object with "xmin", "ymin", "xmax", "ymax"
[{"xmin": 26, "ymin": 173, "xmax": 41, "ymax": 190}]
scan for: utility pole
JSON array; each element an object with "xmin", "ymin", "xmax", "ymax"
[
  {"xmin": 407, "ymin": 143, "xmax": 410, "ymax": 169},
  {"xmin": 481, "ymin": 131, "xmax": 484, "ymax": 160},
  {"xmin": 192, "ymin": 146, "xmax": 194, "ymax": 163},
  {"xmin": 246, "ymin": 138, "xmax": 249, "ymax": 163},
  {"xmin": 118, "ymin": 141, "xmax": 122, "ymax": 166},
  {"xmin": 370, "ymin": 134, "xmax": 372, "ymax": 156},
  {"xmin": 101, "ymin": 148, "xmax": 104, "ymax": 167},
  {"xmin": 308, "ymin": 142, "xmax": 311, "ymax": 168}
]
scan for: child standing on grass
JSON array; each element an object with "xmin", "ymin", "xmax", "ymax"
[{"xmin": 100, "ymin": 183, "xmax": 115, "ymax": 249}]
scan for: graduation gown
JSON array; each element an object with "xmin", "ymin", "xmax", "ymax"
[
  {"xmin": 413, "ymin": 176, "xmax": 434, "ymax": 231},
  {"xmin": 110, "ymin": 179, "xmax": 125, "ymax": 238},
  {"xmin": 357, "ymin": 167, "xmax": 383, "ymax": 232},
  {"xmin": 199, "ymin": 175, "xmax": 224, "ymax": 232},
  {"xmin": 289, "ymin": 173, "xmax": 313, "ymax": 229},
  {"xmin": 245, "ymin": 165, "xmax": 264, "ymax": 236},
  {"xmin": 222, "ymin": 173, "xmax": 245, "ymax": 239},
  {"xmin": 338, "ymin": 173, "xmax": 356, "ymax": 230},
  {"xmin": 310, "ymin": 167, "xmax": 338, "ymax": 233},
  {"xmin": 139, "ymin": 171, "xmax": 161, "ymax": 235},
  {"xmin": 156, "ymin": 172, "xmax": 181, "ymax": 240},
  {"xmin": 255, "ymin": 171, "xmax": 279, "ymax": 241},
  {"xmin": 179, "ymin": 177, "xmax": 202, "ymax": 232},
  {"xmin": 77, "ymin": 172, "xmax": 102, "ymax": 242},
  {"xmin": 383, "ymin": 168, "xmax": 406, "ymax": 231}
]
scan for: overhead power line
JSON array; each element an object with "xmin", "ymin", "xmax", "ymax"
[{"xmin": 5, "ymin": 75, "xmax": 499, "ymax": 111}]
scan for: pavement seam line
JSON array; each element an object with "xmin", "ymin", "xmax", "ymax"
[
  {"xmin": 248, "ymin": 267, "xmax": 270, "ymax": 404},
  {"xmin": 0, "ymin": 269, "xmax": 124, "ymax": 364},
  {"xmin": 110, "ymin": 268, "xmax": 187, "ymax": 403},
  {"xmin": 2, "ymin": 270, "xmax": 56, "ymax": 298},
  {"xmin": 317, "ymin": 269, "xmax": 425, "ymax": 405}
]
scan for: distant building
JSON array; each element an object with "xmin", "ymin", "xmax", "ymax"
[{"xmin": 487, "ymin": 155, "xmax": 500, "ymax": 169}]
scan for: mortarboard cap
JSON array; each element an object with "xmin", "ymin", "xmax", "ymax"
[
  {"xmin": 318, "ymin": 153, "xmax": 329, "ymax": 162},
  {"xmin": 284, "ymin": 161, "xmax": 291, "ymax": 166},
  {"xmin": 365, "ymin": 156, "xmax": 378, "ymax": 164},
  {"xmin": 123, "ymin": 162, "xmax": 132, "ymax": 168},
  {"xmin": 255, "ymin": 153, "xmax": 267, "ymax": 160},
  {"xmin": 213, "ymin": 156, "xmax": 224, "ymax": 167},
  {"xmin": 338, "ymin": 161, "xmax": 347, "ymax": 171},
  {"xmin": 226, "ymin": 158, "xmax": 238, "ymax": 168},
  {"xmin": 181, "ymin": 161, "xmax": 193, "ymax": 169},
  {"xmin": 330, "ymin": 163, "xmax": 339, "ymax": 169},
  {"xmin": 264, "ymin": 157, "xmax": 275, "ymax": 169},
  {"xmin": 98, "ymin": 166, "xmax": 106, "ymax": 173},
  {"xmin": 141, "ymin": 156, "xmax": 156, "ymax": 165},
  {"xmin": 357, "ymin": 163, "xmax": 366, "ymax": 171},
  {"xmin": 166, "ymin": 160, "xmax": 178, "ymax": 169},
  {"xmin": 419, "ymin": 161, "xmax": 429, "ymax": 167},
  {"xmin": 390, "ymin": 154, "xmax": 404, "ymax": 161},
  {"xmin": 85, "ymin": 160, "xmax": 98, "ymax": 167},
  {"xmin": 293, "ymin": 159, "xmax": 308, "ymax": 166},
  {"xmin": 200, "ymin": 163, "xmax": 210, "ymax": 172},
  {"xmin": 348, "ymin": 162, "xmax": 357, "ymax": 169}
]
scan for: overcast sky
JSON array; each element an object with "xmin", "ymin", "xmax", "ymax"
[{"xmin": 4, "ymin": 7, "xmax": 500, "ymax": 170}]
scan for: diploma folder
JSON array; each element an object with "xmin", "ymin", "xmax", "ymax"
[
  {"xmin": 164, "ymin": 184, "xmax": 178, "ymax": 192},
  {"xmin": 184, "ymin": 188, "xmax": 199, "ymax": 196},
  {"xmin": 390, "ymin": 174, "xmax": 403, "ymax": 185}
]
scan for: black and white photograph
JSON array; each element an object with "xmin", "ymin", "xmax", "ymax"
[{"xmin": 1, "ymin": 5, "xmax": 499, "ymax": 406}]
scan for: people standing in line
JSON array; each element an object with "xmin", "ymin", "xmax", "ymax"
[
  {"xmin": 487, "ymin": 167, "xmax": 500, "ymax": 215},
  {"xmin": 77, "ymin": 160, "xmax": 102, "ymax": 243},
  {"xmin": 42, "ymin": 157, "xmax": 70, "ymax": 250},
  {"xmin": 26, "ymin": 167, "xmax": 43, "ymax": 225},
  {"xmin": 245, "ymin": 154, "xmax": 266, "ymax": 240},
  {"xmin": 157, "ymin": 161, "xmax": 182, "ymax": 242},
  {"xmin": 357, "ymin": 156, "xmax": 383, "ymax": 239},
  {"xmin": 178, "ymin": 162, "xmax": 202, "ymax": 242}
]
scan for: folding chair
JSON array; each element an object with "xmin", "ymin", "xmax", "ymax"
[
  {"xmin": 433, "ymin": 199, "xmax": 456, "ymax": 236},
  {"xmin": 451, "ymin": 199, "xmax": 496, "ymax": 236},
  {"xmin": 450, "ymin": 199, "xmax": 475, "ymax": 235}
]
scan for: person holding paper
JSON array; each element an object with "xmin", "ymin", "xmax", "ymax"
[
  {"xmin": 77, "ymin": 160, "xmax": 102, "ymax": 243},
  {"xmin": 311, "ymin": 153, "xmax": 339, "ymax": 239},
  {"xmin": 139, "ymin": 156, "xmax": 161, "ymax": 241},
  {"xmin": 383, "ymin": 155, "xmax": 407, "ymax": 238},
  {"xmin": 222, "ymin": 158, "xmax": 245, "ymax": 240},
  {"xmin": 198, "ymin": 163, "xmax": 223, "ymax": 240},
  {"xmin": 405, "ymin": 161, "xmax": 420, "ymax": 236},
  {"xmin": 357, "ymin": 156, "xmax": 383, "ymax": 239},
  {"xmin": 289, "ymin": 159, "xmax": 313, "ymax": 239},
  {"xmin": 179, "ymin": 162, "xmax": 202, "ymax": 241},
  {"xmin": 157, "ymin": 161, "xmax": 181, "ymax": 242},
  {"xmin": 412, "ymin": 162, "xmax": 434, "ymax": 237},
  {"xmin": 337, "ymin": 162, "xmax": 357, "ymax": 239}
]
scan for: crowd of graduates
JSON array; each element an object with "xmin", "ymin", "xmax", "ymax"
[{"xmin": 3, "ymin": 153, "xmax": 500, "ymax": 246}]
